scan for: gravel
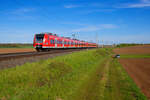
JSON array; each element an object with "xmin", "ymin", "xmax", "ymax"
[{"xmin": 0, "ymin": 52, "xmax": 73, "ymax": 70}]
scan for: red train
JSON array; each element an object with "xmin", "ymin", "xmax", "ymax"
[{"xmin": 33, "ymin": 32, "xmax": 97, "ymax": 51}]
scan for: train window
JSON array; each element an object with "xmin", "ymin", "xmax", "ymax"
[
  {"xmin": 58, "ymin": 40, "xmax": 62, "ymax": 44},
  {"xmin": 50, "ymin": 40, "xmax": 53, "ymax": 44},
  {"xmin": 59, "ymin": 40, "xmax": 61, "ymax": 44},
  {"xmin": 50, "ymin": 39, "xmax": 55, "ymax": 44}
]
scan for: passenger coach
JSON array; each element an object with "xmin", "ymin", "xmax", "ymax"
[{"xmin": 33, "ymin": 32, "xmax": 97, "ymax": 51}]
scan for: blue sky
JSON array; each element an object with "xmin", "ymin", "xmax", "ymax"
[{"xmin": 0, "ymin": 0, "xmax": 150, "ymax": 44}]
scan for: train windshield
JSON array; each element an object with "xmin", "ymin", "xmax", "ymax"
[{"xmin": 35, "ymin": 34, "xmax": 44, "ymax": 43}]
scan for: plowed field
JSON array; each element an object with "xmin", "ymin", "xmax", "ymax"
[
  {"xmin": 119, "ymin": 58, "xmax": 150, "ymax": 99},
  {"xmin": 0, "ymin": 48, "xmax": 35, "ymax": 54},
  {"xmin": 113, "ymin": 45, "xmax": 150, "ymax": 54},
  {"xmin": 114, "ymin": 45, "xmax": 150, "ymax": 99}
]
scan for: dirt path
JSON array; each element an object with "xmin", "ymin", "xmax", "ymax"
[
  {"xmin": 73, "ymin": 58, "xmax": 111, "ymax": 100},
  {"xmin": 71, "ymin": 57, "xmax": 147, "ymax": 100}
]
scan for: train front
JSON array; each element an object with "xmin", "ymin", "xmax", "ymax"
[{"xmin": 33, "ymin": 34, "xmax": 45, "ymax": 51}]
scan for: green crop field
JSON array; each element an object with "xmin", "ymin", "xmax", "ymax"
[
  {"xmin": 0, "ymin": 43, "xmax": 33, "ymax": 48},
  {"xmin": 0, "ymin": 49, "xmax": 147, "ymax": 100},
  {"xmin": 116, "ymin": 43, "xmax": 143, "ymax": 48},
  {"xmin": 120, "ymin": 54, "xmax": 150, "ymax": 58}
]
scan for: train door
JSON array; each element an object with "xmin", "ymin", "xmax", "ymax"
[
  {"xmin": 50, "ymin": 38, "xmax": 54, "ymax": 48},
  {"xmin": 55, "ymin": 38, "xmax": 57, "ymax": 48},
  {"xmin": 62, "ymin": 38, "xmax": 64, "ymax": 48}
]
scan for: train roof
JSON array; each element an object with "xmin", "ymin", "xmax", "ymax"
[{"xmin": 36, "ymin": 32, "xmax": 97, "ymax": 44}]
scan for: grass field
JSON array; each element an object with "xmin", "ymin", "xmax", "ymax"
[
  {"xmin": 116, "ymin": 43, "xmax": 144, "ymax": 48},
  {"xmin": 0, "ymin": 44, "xmax": 33, "ymax": 48},
  {"xmin": 120, "ymin": 54, "xmax": 150, "ymax": 58},
  {"xmin": 0, "ymin": 49, "xmax": 147, "ymax": 100}
]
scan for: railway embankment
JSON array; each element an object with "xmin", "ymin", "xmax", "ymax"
[
  {"xmin": 0, "ymin": 48, "xmax": 147, "ymax": 100},
  {"xmin": 0, "ymin": 49, "xmax": 82, "ymax": 69}
]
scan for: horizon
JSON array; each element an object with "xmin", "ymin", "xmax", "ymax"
[{"xmin": 0, "ymin": 0, "xmax": 150, "ymax": 44}]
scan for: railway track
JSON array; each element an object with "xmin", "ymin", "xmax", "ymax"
[{"xmin": 0, "ymin": 49, "xmax": 83, "ymax": 61}]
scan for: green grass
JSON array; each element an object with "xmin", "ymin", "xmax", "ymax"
[
  {"xmin": 0, "ymin": 49, "xmax": 107, "ymax": 100},
  {"xmin": 0, "ymin": 48, "xmax": 147, "ymax": 100},
  {"xmin": 116, "ymin": 43, "xmax": 143, "ymax": 48},
  {"xmin": 120, "ymin": 54, "xmax": 150, "ymax": 58},
  {"xmin": 104, "ymin": 59, "xmax": 147, "ymax": 100},
  {"xmin": 0, "ymin": 44, "xmax": 33, "ymax": 48}
]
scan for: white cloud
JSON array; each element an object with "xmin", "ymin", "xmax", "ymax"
[
  {"xmin": 72, "ymin": 26, "xmax": 100, "ymax": 32},
  {"xmin": 64, "ymin": 4, "xmax": 82, "ymax": 8},
  {"xmin": 116, "ymin": 0, "xmax": 150, "ymax": 8},
  {"xmin": 127, "ymin": 3, "xmax": 150, "ymax": 8},
  {"xmin": 117, "ymin": 3, "xmax": 150, "ymax": 8},
  {"xmin": 80, "ymin": 9, "xmax": 115, "ymax": 14},
  {"xmin": 61, "ymin": 22, "xmax": 87, "ymax": 26},
  {"xmin": 142, "ymin": 0, "xmax": 150, "ymax": 3},
  {"xmin": 6, "ymin": 8, "xmax": 36, "ymax": 20},
  {"xmin": 72, "ymin": 24, "xmax": 117, "ymax": 32},
  {"xmin": 11, "ymin": 8, "xmax": 35, "ymax": 15}
]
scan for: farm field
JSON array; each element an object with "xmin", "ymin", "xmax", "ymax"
[
  {"xmin": 113, "ymin": 45, "xmax": 150, "ymax": 54},
  {"xmin": 0, "ymin": 48, "xmax": 36, "ymax": 54},
  {"xmin": 0, "ymin": 44, "xmax": 33, "ymax": 49},
  {"xmin": 114, "ymin": 45, "xmax": 150, "ymax": 99},
  {"xmin": 119, "ymin": 58, "xmax": 150, "ymax": 99},
  {"xmin": 0, "ymin": 48, "xmax": 147, "ymax": 100}
]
